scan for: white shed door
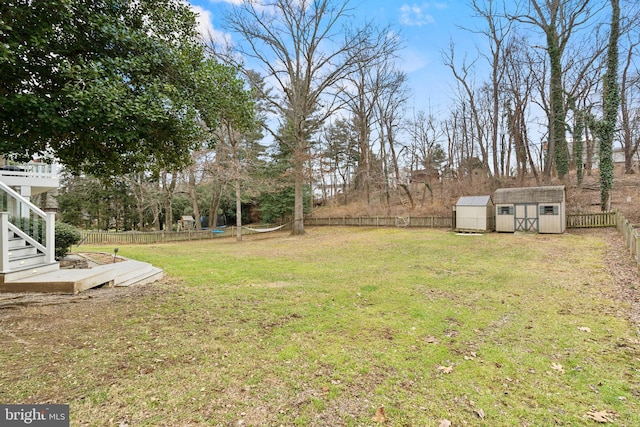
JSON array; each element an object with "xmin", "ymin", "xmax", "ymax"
[{"xmin": 515, "ymin": 204, "xmax": 538, "ymax": 232}]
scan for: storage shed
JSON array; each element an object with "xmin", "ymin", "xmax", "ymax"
[
  {"xmin": 454, "ymin": 195, "xmax": 495, "ymax": 232},
  {"xmin": 494, "ymin": 186, "xmax": 566, "ymax": 233}
]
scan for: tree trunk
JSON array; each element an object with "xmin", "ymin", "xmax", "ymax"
[
  {"xmin": 548, "ymin": 27, "xmax": 569, "ymax": 179},
  {"xmin": 598, "ymin": 0, "xmax": 620, "ymax": 211},
  {"xmin": 161, "ymin": 170, "xmax": 177, "ymax": 232},
  {"xmin": 292, "ymin": 161, "xmax": 305, "ymax": 235},
  {"xmin": 235, "ymin": 178, "xmax": 242, "ymax": 241},
  {"xmin": 209, "ymin": 182, "xmax": 224, "ymax": 229},
  {"xmin": 188, "ymin": 167, "xmax": 202, "ymax": 231}
]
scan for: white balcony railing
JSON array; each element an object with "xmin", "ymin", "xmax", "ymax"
[
  {"xmin": 0, "ymin": 162, "xmax": 59, "ymax": 179},
  {"xmin": 0, "ymin": 162, "xmax": 60, "ymax": 197}
]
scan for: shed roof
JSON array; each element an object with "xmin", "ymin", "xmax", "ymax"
[
  {"xmin": 494, "ymin": 186, "xmax": 565, "ymax": 204},
  {"xmin": 456, "ymin": 195, "xmax": 493, "ymax": 206}
]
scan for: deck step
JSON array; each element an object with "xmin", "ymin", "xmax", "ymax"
[
  {"xmin": 8, "ymin": 245, "xmax": 37, "ymax": 258},
  {"xmin": 8, "ymin": 236, "xmax": 27, "ymax": 249},
  {"xmin": 117, "ymin": 267, "xmax": 164, "ymax": 288},
  {"xmin": 0, "ymin": 260, "xmax": 163, "ymax": 294},
  {"xmin": 0, "ymin": 262, "xmax": 60, "ymax": 283},
  {"xmin": 8, "ymin": 253, "xmax": 47, "ymax": 269}
]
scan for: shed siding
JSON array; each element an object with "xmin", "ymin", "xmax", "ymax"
[
  {"xmin": 493, "ymin": 186, "xmax": 566, "ymax": 234},
  {"xmin": 495, "ymin": 204, "xmax": 514, "ymax": 232},
  {"xmin": 456, "ymin": 206, "xmax": 490, "ymax": 231},
  {"xmin": 454, "ymin": 195, "xmax": 494, "ymax": 232},
  {"xmin": 538, "ymin": 202, "xmax": 565, "ymax": 233}
]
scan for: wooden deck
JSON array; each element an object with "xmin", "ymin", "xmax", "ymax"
[{"xmin": 0, "ymin": 260, "xmax": 163, "ymax": 294}]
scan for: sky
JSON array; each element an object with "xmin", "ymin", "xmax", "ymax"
[{"xmin": 186, "ymin": 0, "xmax": 485, "ymax": 118}]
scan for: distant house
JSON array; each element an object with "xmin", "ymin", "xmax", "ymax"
[
  {"xmin": 410, "ymin": 169, "xmax": 440, "ymax": 183},
  {"xmin": 494, "ymin": 186, "xmax": 566, "ymax": 234},
  {"xmin": 454, "ymin": 195, "xmax": 494, "ymax": 232}
]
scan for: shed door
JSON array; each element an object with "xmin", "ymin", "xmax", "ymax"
[{"xmin": 515, "ymin": 204, "xmax": 538, "ymax": 232}]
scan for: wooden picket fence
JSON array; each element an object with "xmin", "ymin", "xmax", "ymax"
[
  {"xmin": 566, "ymin": 211, "xmax": 617, "ymax": 228},
  {"xmin": 615, "ymin": 211, "xmax": 640, "ymax": 271},
  {"xmin": 307, "ymin": 212, "xmax": 618, "ymax": 230},
  {"xmin": 304, "ymin": 216, "xmax": 453, "ymax": 228},
  {"xmin": 78, "ymin": 229, "xmax": 223, "ymax": 245}
]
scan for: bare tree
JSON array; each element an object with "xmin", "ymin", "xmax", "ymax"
[
  {"xmin": 375, "ymin": 67, "xmax": 410, "ymax": 209},
  {"xmin": 444, "ymin": 44, "xmax": 490, "ymax": 174},
  {"xmin": 618, "ymin": 12, "xmax": 640, "ymax": 174},
  {"xmin": 503, "ymin": 34, "xmax": 540, "ymax": 183},
  {"xmin": 225, "ymin": 0, "xmax": 381, "ymax": 235},
  {"xmin": 469, "ymin": 0, "xmax": 513, "ymax": 177},
  {"xmin": 122, "ymin": 172, "xmax": 162, "ymax": 231},
  {"xmin": 590, "ymin": 0, "xmax": 621, "ymax": 211},
  {"xmin": 406, "ymin": 110, "xmax": 445, "ymax": 205},
  {"xmin": 511, "ymin": 0, "xmax": 603, "ymax": 180},
  {"xmin": 160, "ymin": 169, "xmax": 177, "ymax": 231},
  {"xmin": 316, "ymin": 118, "xmax": 358, "ymax": 204},
  {"xmin": 185, "ymin": 150, "xmax": 208, "ymax": 231},
  {"xmin": 336, "ymin": 25, "xmax": 403, "ymax": 203}
]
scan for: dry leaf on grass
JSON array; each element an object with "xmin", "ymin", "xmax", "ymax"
[
  {"xmin": 585, "ymin": 409, "xmax": 617, "ymax": 423},
  {"xmin": 578, "ymin": 326, "xmax": 592, "ymax": 333},
  {"xmin": 371, "ymin": 406, "xmax": 387, "ymax": 423},
  {"xmin": 551, "ymin": 362, "xmax": 565, "ymax": 373},
  {"xmin": 464, "ymin": 351, "xmax": 477, "ymax": 360},
  {"xmin": 438, "ymin": 420, "xmax": 452, "ymax": 427},
  {"xmin": 437, "ymin": 365, "xmax": 454, "ymax": 374},
  {"xmin": 424, "ymin": 335, "xmax": 439, "ymax": 344}
]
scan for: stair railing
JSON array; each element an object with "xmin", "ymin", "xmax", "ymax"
[{"xmin": 0, "ymin": 181, "xmax": 55, "ymax": 273}]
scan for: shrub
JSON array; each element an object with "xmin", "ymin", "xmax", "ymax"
[{"xmin": 55, "ymin": 222, "xmax": 82, "ymax": 259}]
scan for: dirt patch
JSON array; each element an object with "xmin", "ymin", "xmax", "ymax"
[{"xmin": 75, "ymin": 251, "xmax": 126, "ymax": 265}]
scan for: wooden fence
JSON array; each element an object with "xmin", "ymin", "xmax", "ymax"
[
  {"xmin": 304, "ymin": 216, "xmax": 453, "ymax": 228},
  {"xmin": 77, "ymin": 226, "xmax": 277, "ymax": 245},
  {"xmin": 78, "ymin": 229, "xmax": 222, "ymax": 245},
  {"xmin": 77, "ymin": 213, "xmax": 616, "ymax": 245},
  {"xmin": 566, "ymin": 211, "xmax": 617, "ymax": 228},
  {"xmin": 306, "ymin": 213, "xmax": 619, "ymax": 230},
  {"xmin": 615, "ymin": 212, "xmax": 640, "ymax": 271}
]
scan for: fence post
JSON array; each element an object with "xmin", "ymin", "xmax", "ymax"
[
  {"xmin": 0, "ymin": 212, "xmax": 9, "ymax": 272},
  {"xmin": 45, "ymin": 212, "xmax": 55, "ymax": 264},
  {"xmin": 635, "ymin": 229, "xmax": 640, "ymax": 267},
  {"xmin": 632, "ymin": 228, "xmax": 638, "ymax": 263}
]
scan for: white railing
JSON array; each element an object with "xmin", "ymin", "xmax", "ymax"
[
  {"xmin": 0, "ymin": 181, "xmax": 55, "ymax": 272},
  {"xmin": 0, "ymin": 162, "xmax": 59, "ymax": 180}
]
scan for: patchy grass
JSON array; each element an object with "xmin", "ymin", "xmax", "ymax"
[{"xmin": 1, "ymin": 227, "xmax": 639, "ymax": 426}]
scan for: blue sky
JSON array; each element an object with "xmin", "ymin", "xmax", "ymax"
[{"xmin": 187, "ymin": 0, "xmax": 483, "ymax": 117}]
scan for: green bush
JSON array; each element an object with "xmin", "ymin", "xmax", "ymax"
[{"xmin": 55, "ymin": 222, "xmax": 82, "ymax": 259}]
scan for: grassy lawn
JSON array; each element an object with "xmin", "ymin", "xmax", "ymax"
[{"xmin": 1, "ymin": 227, "xmax": 639, "ymax": 426}]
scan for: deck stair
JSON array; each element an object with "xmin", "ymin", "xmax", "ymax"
[
  {"xmin": 3, "ymin": 180, "xmax": 163, "ymax": 294},
  {"xmin": 1, "ymin": 259, "xmax": 163, "ymax": 294},
  {"xmin": 6, "ymin": 230, "xmax": 50, "ymax": 270}
]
